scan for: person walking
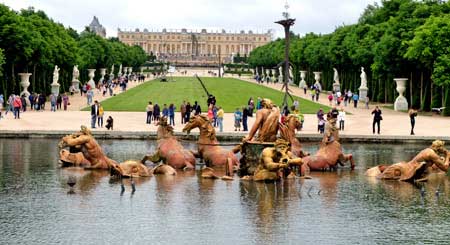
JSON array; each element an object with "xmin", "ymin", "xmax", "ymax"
[
  {"xmin": 0, "ymin": 94, "xmax": 3, "ymax": 119},
  {"xmin": 56, "ymin": 94, "xmax": 62, "ymax": 110},
  {"xmin": 168, "ymin": 103, "xmax": 176, "ymax": 126},
  {"xmin": 310, "ymin": 87, "xmax": 316, "ymax": 101},
  {"xmin": 338, "ymin": 108, "xmax": 346, "ymax": 131},
  {"xmin": 352, "ymin": 93, "xmax": 359, "ymax": 108},
  {"xmin": 365, "ymin": 96, "xmax": 370, "ymax": 109},
  {"xmin": 408, "ymin": 108, "xmax": 418, "ymax": 135},
  {"xmin": 242, "ymin": 106, "xmax": 249, "ymax": 131},
  {"xmin": 62, "ymin": 93, "xmax": 69, "ymax": 110},
  {"xmin": 371, "ymin": 106, "xmax": 382, "ymax": 134},
  {"xmin": 13, "ymin": 95, "xmax": 22, "ymax": 119},
  {"xmin": 316, "ymin": 108, "xmax": 324, "ymax": 133},
  {"xmin": 185, "ymin": 102, "xmax": 191, "ymax": 123},
  {"xmin": 217, "ymin": 106, "xmax": 224, "ymax": 132},
  {"xmin": 180, "ymin": 101, "xmax": 186, "ymax": 124},
  {"xmin": 91, "ymin": 100, "xmax": 99, "ymax": 129},
  {"xmin": 234, "ymin": 108, "xmax": 242, "ymax": 131},
  {"xmin": 153, "ymin": 103, "xmax": 160, "ymax": 123},
  {"xmin": 50, "ymin": 93, "xmax": 57, "ymax": 112},
  {"xmin": 20, "ymin": 95, "xmax": 27, "ymax": 112},
  {"xmin": 146, "ymin": 101, "xmax": 153, "ymax": 124},
  {"xmin": 193, "ymin": 101, "xmax": 201, "ymax": 115},
  {"xmin": 97, "ymin": 103, "xmax": 104, "ymax": 128}
]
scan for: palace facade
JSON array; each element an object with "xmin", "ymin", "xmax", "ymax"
[{"xmin": 118, "ymin": 28, "xmax": 272, "ymax": 66}]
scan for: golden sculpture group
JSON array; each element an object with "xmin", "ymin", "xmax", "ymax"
[{"xmin": 59, "ymin": 99, "xmax": 449, "ymax": 184}]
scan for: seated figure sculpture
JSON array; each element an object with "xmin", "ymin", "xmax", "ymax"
[
  {"xmin": 243, "ymin": 98, "xmax": 280, "ymax": 143},
  {"xmin": 58, "ymin": 126, "xmax": 116, "ymax": 169},
  {"xmin": 58, "ymin": 126, "xmax": 153, "ymax": 177},
  {"xmin": 366, "ymin": 140, "xmax": 450, "ymax": 182},
  {"xmin": 252, "ymin": 139, "xmax": 303, "ymax": 181}
]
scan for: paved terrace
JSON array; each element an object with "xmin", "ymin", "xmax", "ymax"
[{"xmin": 0, "ymin": 74, "xmax": 449, "ymax": 141}]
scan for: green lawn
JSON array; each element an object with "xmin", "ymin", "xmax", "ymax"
[{"xmin": 91, "ymin": 77, "xmax": 329, "ymax": 113}]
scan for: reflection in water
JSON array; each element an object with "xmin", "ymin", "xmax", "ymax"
[{"xmin": 1, "ymin": 139, "xmax": 450, "ymax": 244}]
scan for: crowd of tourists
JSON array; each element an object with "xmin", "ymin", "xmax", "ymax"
[{"xmin": 0, "ymin": 92, "xmax": 70, "ymax": 120}]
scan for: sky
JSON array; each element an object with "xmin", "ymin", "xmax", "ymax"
[{"xmin": 1, "ymin": 0, "xmax": 381, "ymax": 38}]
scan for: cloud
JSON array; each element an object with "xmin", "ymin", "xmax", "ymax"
[{"xmin": 1, "ymin": 0, "xmax": 380, "ymax": 38}]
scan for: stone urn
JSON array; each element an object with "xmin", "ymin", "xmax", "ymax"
[
  {"xmin": 299, "ymin": 71, "xmax": 307, "ymax": 88},
  {"xmin": 19, "ymin": 73, "xmax": 32, "ymax": 100},
  {"xmin": 99, "ymin": 68, "xmax": 107, "ymax": 84},
  {"xmin": 87, "ymin": 69, "xmax": 96, "ymax": 89},
  {"xmin": 313, "ymin": 72, "xmax": 322, "ymax": 91},
  {"xmin": 394, "ymin": 78, "xmax": 408, "ymax": 111}
]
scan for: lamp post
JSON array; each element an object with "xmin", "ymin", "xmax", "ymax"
[{"xmin": 275, "ymin": 1, "xmax": 295, "ymax": 108}]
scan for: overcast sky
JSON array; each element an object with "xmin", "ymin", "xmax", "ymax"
[{"xmin": 1, "ymin": 0, "xmax": 380, "ymax": 38}]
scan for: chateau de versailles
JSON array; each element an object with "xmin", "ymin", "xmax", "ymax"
[
  {"xmin": 88, "ymin": 16, "xmax": 271, "ymax": 66},
  {"xmin": 118, "ymin": 28, "xmax": 271, "ymax": 65}
]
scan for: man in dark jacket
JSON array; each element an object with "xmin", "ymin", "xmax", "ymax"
[{"xmin": 91, "ymin": 100, "xmax": 99, "ymax": 129}]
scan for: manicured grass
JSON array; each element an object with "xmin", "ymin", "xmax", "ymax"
[{"xmin": 92, "ymin": 77, "xmax": 329, "ymax": 113}]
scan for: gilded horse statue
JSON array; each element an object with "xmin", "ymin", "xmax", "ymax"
[
  {"xmin": 300, "ymin": 118, "xmax": 354, "ymax": 175},
  {"xmin": 142, "ymin": 117, "xmax": 196, "ymax": 170},
  {"xmin": 182, "ymin": 115, "xmax": 239, "ymax": 178}
]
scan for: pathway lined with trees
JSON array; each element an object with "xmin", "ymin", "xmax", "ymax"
[{"xmin": 248, "ymin": 0, "xmax": 450, "ymax": 115}]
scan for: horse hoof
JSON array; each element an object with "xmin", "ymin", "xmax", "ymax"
[{"xmin": 221, "ymin": 176, "xmax": 234, "ymax": 181}]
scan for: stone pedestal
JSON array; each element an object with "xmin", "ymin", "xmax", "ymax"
[
  {"xmin": 99, "ymin": 68, "xmax": 107, "ymax": 84},
  {"xmin": 394, "ymin": 78, "xmax": 408, "ymax": 111},
  {"xmin": 299, "ymin": 71, "xmax": 307, "ymax": 88},
  {"xmin": 87, "ymin": 69, "xmax": 96, "ymax": 89},
  {"xmin": 71, "ymin": 79, "xmax": 80, "ymax": 93},
  {"xmin": 19, "ymin": 73, "xmax": 32, "ymax": 101},
  {"xmin": 359, "ymin": 87, "xmax": 368, "ymax": 102},
  {"xmin": 51, "ymin": 83, "xmax": 60, "ymax": 96},
  {"xmin": 333, "ymin": 83, "xmax": 341, "ymax": 92}
]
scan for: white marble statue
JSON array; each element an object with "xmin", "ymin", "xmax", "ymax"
[
  {"xmin": 111, "ymin": 64, "xmax": 115, "ymax": 74},
  {"xmin": 360, "ymin": 67, "xmax": 367, "ymax": 88},
  {"xmin": 52, "ymin": 65, "xmax": 60, "ymax": 84},
  {"xmin": 73, "ymin": 65, "xmax": 79, "ymax": 80},
  {"xmin": 333, "ymin": 68, "xmax": 339, "ymax": 84}
]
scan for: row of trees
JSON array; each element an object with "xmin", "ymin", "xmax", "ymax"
[
  {"xmin": 0, "ymin": 4, "xmax": 147, "ymax": 97},
  {"xmin": 248, "ymin": 0, "xmax": 450, "ymax": 115}
]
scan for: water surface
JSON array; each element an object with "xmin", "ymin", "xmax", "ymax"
[{"xmin": 0, "ymin": 139, "xmax": 449, "ymax": 244}]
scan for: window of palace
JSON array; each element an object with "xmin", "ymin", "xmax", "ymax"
[{"xmin": 226, "ymin": 37, "xmax": 229, "ymax": 41}]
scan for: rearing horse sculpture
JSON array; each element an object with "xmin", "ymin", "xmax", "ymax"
[
  {"xmin": 182, "ymin": 115, "xmax": 238, "ymax": 177},
  {"xmin": 300, "ymin": 118, "xmax": 354, "ymax": 175},
  {"xmin": 142, "ymin": 117, "xmax": 196, "ymax": 170}
]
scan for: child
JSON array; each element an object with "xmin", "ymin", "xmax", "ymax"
[
  {"xmin": 105, "ymin": 116, "xmax": 114, "ymax": 130},
  {"xmin": 234, "ymin": 108, "xmax": 242, "ymax": 131},
  {"xmin": 318, "ymin": 118, "xmax": 326, "ymax": 134}
]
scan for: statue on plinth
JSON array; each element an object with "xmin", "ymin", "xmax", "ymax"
[
  {"xmin": 51, "ymin": 65, "xmax": 61, "ymax": 96},
  {"xmin": 359, "ymin": 67, "xmax": 368, "ymax": 101},
  {"xmin": 333, "ymin": 68, "xmax": 341, "ymax": 92},
  {"xmin": 71, "ymin": 65, "xmax": 80, "ymax": 93}
]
